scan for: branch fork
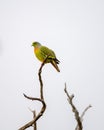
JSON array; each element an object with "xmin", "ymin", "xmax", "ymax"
[
  {"xmin": 64, "ymin": 83, "xmax": 92, "ymax": 130},
  {"xmin": 18, "ymin": 57, "xmax": 48, "ymax": 130}
]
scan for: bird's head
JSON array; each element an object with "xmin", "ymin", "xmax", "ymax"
[{"xmin": 32, "ymin": 42, "xmax": 41, "ymax": 48}]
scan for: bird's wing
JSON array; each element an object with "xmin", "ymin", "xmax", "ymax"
[
  {"xmin": 40, "ymin": 46, "xmax": 56, "ymax": 58},
  {"xmin": 40, "ymin": 46, "xmax": 60, "ymax": 63}
]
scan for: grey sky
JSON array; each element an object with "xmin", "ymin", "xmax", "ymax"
[{"xmin": 0, "ymin": 0, "xmax": 104, "ymax": 130}]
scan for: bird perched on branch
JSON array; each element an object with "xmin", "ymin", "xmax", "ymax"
[{"xmin": 32, "ymin": 42, "xmax": 60, "ymax": 72}]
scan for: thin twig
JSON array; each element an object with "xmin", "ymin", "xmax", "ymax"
[
  {"xmin": 23, "ymin": 94, "xmax": 46, "ymax": 108},
  {"xmin": 75, "ymin": 105, "xmax": 92, "ymax": 130},
  {"xmin": 64, "ymin": 83, "xmax": 83, "ymax": 130},
  {"xmin": 28, "ymin": 108, "xmax": 37, "ymax": 130},
  {"xmin": 80, "ymin": 105, "xmax": 92, "ymax": 121},
  {"xmin": 28, "ymin": 109, "xmax": 37, "ymax": 130},
  {"xmin": 33, "ymin": 110, "xmax": 37, "ymax": 130}
]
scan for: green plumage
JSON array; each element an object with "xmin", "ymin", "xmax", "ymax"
[{"xmin": 32, "ymin": 42, "xmax": 60, "ymax": 72}]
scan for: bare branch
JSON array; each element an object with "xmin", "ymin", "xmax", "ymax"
[
  {"xmin": 30, "ymin": 110, "xmax": 37, "ymax": 130},
  {"xmin": 27, "ymin": 108, "xmax": 37, "ymax": 130},
  {"xmin": 75, "ymin": 105, "xmax": 92, "ymax": 130},
  {"xmin": 38, "ymin": 56, "xmax": 49, "ymax": 100},
  {"xmin": 81, "ymin": 105, "xmax": 92, "ymax": 120},
  {"xmin": 18, "ymin": 102, "xmax": 46, "ymax": 130},
  {"xmin": 18, "ymin": 93, "xmax": 46, "ymax": 130},
  {"xmin": 18, "ymin": 57, "xmax": 47, "ymax": 130},
  {"xmin": 64, "ymin": 83, "xmax": 83, "ymax": 130},
  {"xmin": 23, "ymin": 93, "xmax": 46, "ymax": 108}
]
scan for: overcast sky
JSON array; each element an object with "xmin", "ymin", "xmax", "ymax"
[{"xmin": 0, "ymin": 0, "xmax": 104, "ymax": 130}]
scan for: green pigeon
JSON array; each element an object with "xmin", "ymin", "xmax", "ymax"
[{"xmin": 32, "ymin": 42, "xmax": 60, "ymax": 72}]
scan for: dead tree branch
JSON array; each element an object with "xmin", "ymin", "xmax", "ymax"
[
  {"xmin": 75, "ymin": 105, "xmax": 92, "ymax": 130},
  {"xmin": 64, "ymin": 83, "xmax": 91, "ymax": 130},
  {"xmin": 38, "ymin": 59, "xmax": 45, "ymax": 100},
  {"xmin": 33, "ymin": 110, "xmax": 37, "ymax": 130},
  {"xmin": 18, "ymin": 94, "xmax": 46, "ymax": 130},
  {"xmin": 28, "ymin": 108, "xmax": 37, "ymax": 130},
  {"xmin": 64, "ymin": 83, "xmax": 83, "ymax": 130},
  {"xmin": 18, "ymin": 57, "xmax": 48, "ymax": 130}
]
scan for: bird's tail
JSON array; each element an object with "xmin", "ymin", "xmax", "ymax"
[{"xmin": 51, "ymin": 60, "xmax": 60, "ymax": 72}]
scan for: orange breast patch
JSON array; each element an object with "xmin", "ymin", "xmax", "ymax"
[{"xmin": 34, "ymin": 47, "xmax": 39, "ymax": 53}]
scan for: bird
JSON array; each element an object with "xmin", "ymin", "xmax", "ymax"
[{"xmin": 32, "ymin": 41, "xmax": 60, "ymax": 72}]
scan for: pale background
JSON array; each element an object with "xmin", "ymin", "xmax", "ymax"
[{"xmin": 0, "ymin": 0, "xmax": 104, "ymax": 130}]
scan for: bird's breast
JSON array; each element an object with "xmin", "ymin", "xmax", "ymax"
[
  {"xmin": 34, "ymin": 47, "xmax": 39, "ymax": 54},
  {"xmin": 34, "ymin": 47, "xmax": 44, "ymax": 62}
]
